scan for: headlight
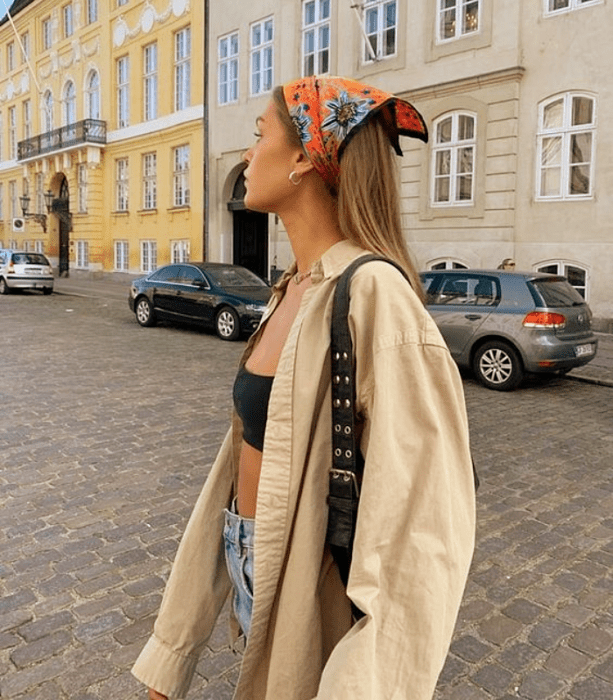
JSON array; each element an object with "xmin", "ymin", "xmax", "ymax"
[{"xmin": 245, "ymin": 303, "xmax": 266, "ymax": 313}]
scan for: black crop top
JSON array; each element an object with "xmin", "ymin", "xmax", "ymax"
[{"xmin": 233, "ymin": 364, "xmax": 274, "ymax": 452}]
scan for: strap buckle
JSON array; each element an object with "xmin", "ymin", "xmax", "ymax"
[{"xmin": 330, "ymin": 468, "xmax": 360, "ymax": 498}]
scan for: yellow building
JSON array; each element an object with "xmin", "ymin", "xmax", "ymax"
[{"xmin": 0, "ymin": 0, "xmax": 203, "ymax": 277}]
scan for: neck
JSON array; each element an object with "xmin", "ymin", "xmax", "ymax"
[{"xmin": 278, "ymin": 183, "xmax": 344, "ymax": 273}]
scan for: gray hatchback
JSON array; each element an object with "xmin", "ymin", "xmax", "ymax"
[
  {"xmin": 0, "ymin": 249, "xmax": 54, "ymax": 295},
  {"xmin": 421, "ymin": 270, "xmax": 598, "ymax": 391}
]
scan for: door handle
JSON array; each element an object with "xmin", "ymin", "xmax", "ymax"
[{"xmin": 465, "ymin": 314, "xmax": 482, "ymax": 321}]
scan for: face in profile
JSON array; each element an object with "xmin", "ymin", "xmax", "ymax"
[{"xmin": 243, "ymin": 100, "xmax": 304, "ymax": 214}]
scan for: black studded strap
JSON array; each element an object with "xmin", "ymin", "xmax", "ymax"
[{"xmin": 326, "ymin": 255, "xmax": 410, "ymax": 587}]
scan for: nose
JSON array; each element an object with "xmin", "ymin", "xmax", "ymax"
[{"xmin": 242, "ymin": 147, "xmax": 252, "ymax": 164}]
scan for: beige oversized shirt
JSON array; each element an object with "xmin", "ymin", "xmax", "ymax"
[{"xmin": 132, "ymin": 240, "xmax": 476, "ymax": 700}]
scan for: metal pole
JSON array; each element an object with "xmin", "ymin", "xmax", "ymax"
[{"xmin": 203, "ymin": 0, "xmax": 210, "ymax": 261}]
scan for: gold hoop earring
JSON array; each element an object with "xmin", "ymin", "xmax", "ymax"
[{"xmin": 289, "ymin": 171, "xmax": 302, "ymax": 186}]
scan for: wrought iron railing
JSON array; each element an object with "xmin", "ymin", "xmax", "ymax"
[{"xmin": 18, "ymin": 119, "xmax": 106, "ymax": 161}]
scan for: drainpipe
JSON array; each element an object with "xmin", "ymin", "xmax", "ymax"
[{"xmin": 203, "ymin": 0, "xmax": 210, "ymax": 261}]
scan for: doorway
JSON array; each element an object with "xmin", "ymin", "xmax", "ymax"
[
  {"xmin": 55, "ymin": 176, "xmax": 71, "ymax": 277},
  {"xmin": 228, "ymin": 172, "xmax": 268, "ymax": 280}
]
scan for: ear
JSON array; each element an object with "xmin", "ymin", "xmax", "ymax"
[{"xmin": 292, "ymin": 149, "xmax": 315, "ymax": 178}]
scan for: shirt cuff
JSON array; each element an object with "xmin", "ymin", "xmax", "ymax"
[{"xmin": 131, "ymin": 634, "xmax": 199, "ymax": 700}]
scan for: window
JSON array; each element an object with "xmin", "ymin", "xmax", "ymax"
[
  {"xmin": 116, "ymin": 158, "xmax": 129, "ymax": 211},
  {"xmin": 537, "ymin": 93, "xmax": 595, "ymax": 199},
  {"xmin": 8, "ymin": 107, "xmax": 17, "ymax": 160},
  {"xmin": 174, "ymin": 27, "xmax": 191, "ymax": 111},
  {"xmin": 43, "ymin": 91, "xmax": 54, "ymax": 132},
  {"xmin": 117, "ymin": 56, "xmax": 130, "ymax": 128},
  {"xmin": 23, "ymin": 100, "xmax": 32, "ymax": 141},
  {"xmin": 438, "ymin": 0, "xmax": 479, "ymax": 42},
  {"xmin": 218, "ymin": 32, "xmax": 239, "ymax": 105},
  {"xmin": 35, "ymin": 173, "xmax": 45, "ymax": 215},
  {"xmin": 140, "ymin": 240, "xmax": 157, "ymax": 273},
  {"xmin": 536, "ymin": 262, "xmax": 588, "ymax": 298},
  {"xmin": 42, "ymin": 18, "xmax": 52, "ymax": 51},
  {"xmin": 76, "ymin": 241, "xmax": 89, "ymax": 268},
  {"xmin": 302, "ymin": 0, "xmax": 330, "ymax": 76},
  {"xmin": 9, "ymin": 180, "xmax": 17, "ymax": 219},
  {"xmin": 250, "ymin": 17, "xmax": 274, "ymax": 96},
  {"xmin": 63, "ymin": 81, "xmax": 76, "ymax": 125},
  {"xmin": 86, "ymin": 71, "xmax": 100, "ymax": 119},
  {"xmin": 142, "ymin": 153, "xmax": 157, "ymax": 209},
  {"xmin": 432, "ymin": 112, "xmax": 476, "ymax": 205},
  {"xmin": 545, "ymin": 0, "xmax": 600, "ymax": 14},
  {"xmin": 7, "ymin": 42, "xmax": 15, "ymax": 71},
  {"xmin": 35, "ymin": 240, "xmax": 45, "ymax": 254},
  {"xmin": 173, "ymin": 145, "xmax": 190, "ymax": 206},
  {"xmin": 118, "ymin": 0, "xmax": 128, "ymax": 6},
  {"xmin": 426, "ymin": 273, "xmax": 500, "ymax": 307},
  {"xmin": 143, "ymin": 43, "xmax": 158, "ymax": 121},
  {"xmin": 172, "ymin": 240, "xmax": 190, "ymax": 263},
  {"xmin": 428, "ymin": 259, "xmax": 469, "ymax": 270},
  {"xmin": 87, "ymin": 0, "xmax": 98, "ymax": 24},
  {"xmin": 21, "ymin": 33, "xmax": 30, "ymax": 61},
  {"xmin": 115, "ymin": 240, "xmax": 129, "ymax": 271},
  {"xmin": 63, "ymin": 4, "xmax": 73, "ymax": 38},
  {"xmin": 78, "ymin": 164, "xmax": 88, "ymax": 213},
  {"xmin": 363, "ymin": 0, "xmax": 397, "ymax": 61}
]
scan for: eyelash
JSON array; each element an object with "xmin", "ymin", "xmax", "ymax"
[{"xmin": 254, "ymin": 131, "xmax": 262, "ymax": 139}]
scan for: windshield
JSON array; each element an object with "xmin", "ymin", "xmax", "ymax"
[
  {"xmin": 530, "ymin": 279, "xmax": 585, "ymax": 307},
  {"xmin": 207, "ymin": 267, "xmax": 268, "ymax": 288},
  {"xmin": 12, "ymin": 253, "xmax": 49, "ymax": 265}
]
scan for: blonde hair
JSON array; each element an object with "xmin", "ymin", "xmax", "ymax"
[{"xmin": 273, "ymin": 86, "xmax": 424, "ymax": 303}]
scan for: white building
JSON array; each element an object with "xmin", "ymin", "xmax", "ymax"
[{"xmin": 207, "ymin": 0, "xmax": 612, "ymax": 329}]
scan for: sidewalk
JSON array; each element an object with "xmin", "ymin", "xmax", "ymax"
[{"xmin": 54, "ymin": 274, "xmax": 613, "ymax": 387}]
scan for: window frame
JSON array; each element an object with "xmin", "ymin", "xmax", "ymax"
[
  {"xmin": 63, "ymin": 81, "xmax": 77, "ymax": 126},
  {"xmin": 21, "ymin": 32, "xmax": 30, "ymax": 61},
  {"xmin": 116, "ymin": 56, "xmax": 130, "ymax": 129},
  {"xmin": 77, "ymin": 163, "xmax": 88, "ymax": 214},
  {"xmin": 42, "ymin": 18, "xmax": 53, "ymax": 51},
  {"xmin": 87, "ymin": 0, "xmax": 98, "ymax": 24},
  {"xmin": 86, "ymin": 70, "xmax": 100, "ymax": 120},
  {"xmin": 7, "ymin": 42, "xmax": 15, "ymax": 71},
  {"xmin": 23, "ymin": 99, "xmax": 32, "ymax": 141},
  {"xmin": 42, "ymin": 91, "xmax": 54, "ymax": 133},
  {"xmin": 172, "ymin": 145, "xmax": 190, "ymax": 207},
  {"xmin": 362, "ymin": 0, "xmax": 397, "ymax": 63},
  {"xmin": 76, "ymin": 240, "xmax": 89, "ymax": 269},
  {"xmin": 174, "ymin": 27, "xmax": 191, "ymax": 112},
  {"xmin": 171, "ymin": 240, "xmax": 190, "ymax": 263},
  {"xmin": 535, "ymin": 261, "xmax": 589, "ymax": 300},
  {"xmin": 218, "ymin": 31, "xmax": 239, "ymax": 106},
  {"xmin": 544, "ymin": 0, "xmax": 601, "ymax": 16},
  {"xmin": 250, "ymin": 17, "xmax": 274, "ymax": 97},
  {"xmin": 140, "ymin": 240, "xmax": 158, "ymax": 274},
  {"xmin": 142, "ymin": 152, "xmax": 157, "ymax": 210},
  {"xmin": 301, "ymin": 0, "xmax": 331, "ymax": 77},
  {"xmin": 63, "ymin": 4, "xmax": 74, "ymax": 39},
  {"xmin": 8, "ymin": 106, "xmax": 17, "ymax": 161},
  {"xmin": 436, "ymin": 0, "xmax": 481, "ymax": 43},
  {"xmin": 114, "ymin": 240, "xmax": 129, "ymax": 271},
  {"xmin": 536, "ymin": 92, "xmax": 596, "ymax": 201},
  {"xmin": 143, "ymin": 42, "xmax": 158, "ymax": 121},
  {"xmin": 431, "ymin": 111, "xmax": 477, "ymax": 207},
  {"xmin": 115, "ymin": 157, "xmax": 129, "ymax": 212}
]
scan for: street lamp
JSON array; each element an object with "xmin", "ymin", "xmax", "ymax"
[{"xmin": 19, "ymin": 190, "xmax": 55, "ymax": 233}]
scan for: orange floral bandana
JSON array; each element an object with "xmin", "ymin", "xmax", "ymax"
[{"xmin": 282, "ymin": 76, "xmax": 428, "ymax": 189}]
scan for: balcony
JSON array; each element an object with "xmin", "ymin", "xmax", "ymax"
[{"xmin": 18, "ymin": 119, "xmax": 107, "ymax": 161}]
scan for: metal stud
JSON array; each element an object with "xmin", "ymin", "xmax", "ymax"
[
  {"xmin": 344, "ymin": 376, "xmax": 350, "ymax": 385},
  {"xmin": 333, "ymin": 399, "xmax": 341, "ymax": 408},
  {"xmin": 334, "ymin": 448, "xmax": 342, "ymax": 457},
  {"xmin": 343, "ymin": 474, "xmax": 351, "ymax": 482},
  {"xmin": 334, "ymin": 352, "xmax": 340, "ymax": 361},
  {"xmin": 345, "ymin": 450, "xmax": 352, "ymax": 459},
  {"xmin": 344, "ymin": 426, "xmax": 351, "ymax": 435},
  {"xmin": 335, "ymin": 424, "xmax": 341, "ymax": 433},
  {"xmin": 333, "ymin": 375, "xmax": 340, "ymax": 384},
  {"xmin": 342, "ymin": 352, "xmax": 348, "ymax": 360},
  {"xmin": 344, "ymin": 399, "xmax": 351, "ymax": 408}
]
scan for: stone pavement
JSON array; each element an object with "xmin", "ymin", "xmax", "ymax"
[{"xmin": 0, "ymin": 282, "xmax": 612, "ymax": 699}]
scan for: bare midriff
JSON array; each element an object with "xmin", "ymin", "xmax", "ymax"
[{"xmin": 237, "ymin": 278, "xmax": 311, "ymax": 518}]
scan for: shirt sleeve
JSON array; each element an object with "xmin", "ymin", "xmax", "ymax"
[{"xmin": 314, "ymin": 263, "xmax": 476, "ymax": 700}]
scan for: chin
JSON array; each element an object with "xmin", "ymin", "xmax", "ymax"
[{"xmin": 244, "ymin": 195, "xmax": 270, "ymax": 214}]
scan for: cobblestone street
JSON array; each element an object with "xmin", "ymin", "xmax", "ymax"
[{"xmin": 1, "ymin": 288, "xmax": 612, "ymax": 699}]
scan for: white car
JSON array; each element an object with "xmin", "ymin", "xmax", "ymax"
[{"xmin": 0, "ymin": 249, "xmax": 54, "ymax": 295}]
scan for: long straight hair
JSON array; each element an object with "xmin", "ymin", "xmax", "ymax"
[{"xmin": 272, "ymin": 86, "xmax": 424, "ymax": 303}]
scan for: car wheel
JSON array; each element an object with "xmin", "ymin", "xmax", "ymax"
[
  {"xmin": 0, "ymin": 277, "xmax": 10, "ymax": 295},
  {"xmin": 43, "ymin": 287, "xmax": 53, "ymax": 295},
  {"xmin": 216, "ymin": 306, "xmax": 240, "ymax": 341},
  {"xmin": 473, "ymin": 340, "xmax": 523, "ymax": 391},
  {"xmin": 135, "ymin": 297, "xmax": 157, "ymax": 327}
]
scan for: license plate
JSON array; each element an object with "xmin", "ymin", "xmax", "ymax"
[{"xmin": 575, "ymin": 343, "xmax": 594, "ymax": 357}]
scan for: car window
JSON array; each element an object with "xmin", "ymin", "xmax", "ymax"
[
  {"xmin": 179, "ymin": 266, "xmax": 207, "ymax": 285},
  {"xmin": 430, "ymin": 275, "xmax": 500, "ymax": 306},
  {"xmin": 149, "ymin": 265, "xmax": 182, "ymax": 282},
  {"xmin": 530, "ymin": 279, "xmax": 585, "ymax": 307},
  {"xmin": 12, "ymin": 253, "xmax": 49, "ymax": 265},
  {"xmin": 206, "ymin": 266, "xmax": 268, "ymax": 288}
]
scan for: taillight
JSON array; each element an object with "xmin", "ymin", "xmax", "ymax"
[
  {"xmin": 7, "ymin": 262, "xmax": 14, "ymax": 274},
  {"xmin": 523, "ymin": 311, "xmax": 566, "ymax": 329}
]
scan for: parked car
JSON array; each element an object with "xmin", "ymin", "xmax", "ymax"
[
  {"xmin": 128, "ymin": 262, "xmax": 272, "ymax": 341},
  {"xmin": 0, "ymin": 249, "xmax": 54, "ymax": 295},
  {"xmin": 420, "ymin": 269, "xmax": 598, "ymax": 391}
]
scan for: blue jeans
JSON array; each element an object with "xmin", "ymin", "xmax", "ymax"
[{"xmin": 223, "ymin": 501, "xmax": 255, "ymax": 638}]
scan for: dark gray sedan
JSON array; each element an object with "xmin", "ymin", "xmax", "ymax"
[
  {"xmin": 129, "ymin": 262, "xmax": 271, "ymax": 340},
  {"xmin": 421, "ymin": 270, "xmax": 598, "ymax": 390}
]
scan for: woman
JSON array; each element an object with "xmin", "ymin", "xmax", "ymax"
[{"xmin": 133, "ymin": 76, "xmax": 476, "ymax": 700}]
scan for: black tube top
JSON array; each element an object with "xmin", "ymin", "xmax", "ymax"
[{"xmin": 233, "ymin": 364, "xmax": 274, "ymax": 452}]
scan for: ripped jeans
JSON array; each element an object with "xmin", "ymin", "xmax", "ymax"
[{"xmin": 223, "ymin": 501, "xmax": 255, "ymax": 638}]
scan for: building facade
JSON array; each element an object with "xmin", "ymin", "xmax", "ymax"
[
  {"xmin": 208, "ymin": 0, "xmax": 612, "ymax": 329},
  {"xmin": 0, "ymin": 0, "xmax": 202, "ymax": 277}
]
